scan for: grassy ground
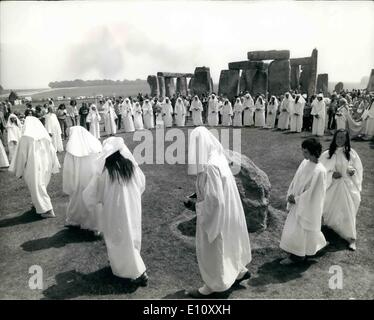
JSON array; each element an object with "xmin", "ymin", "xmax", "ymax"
[{"xmin": 0, "ymin": 125, "xmax": 373, "ymax": 300}]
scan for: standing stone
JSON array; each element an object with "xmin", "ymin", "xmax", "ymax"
[
  {"xmin": 334, "ymin": 82, "xmax": 344, "ymax": 93},
  {"xmin": 247, "ymin": 50, "xmax": 290, "ymax": 61},
  {"xmin": 210, "ymin": 78, "xmax": 214, "ymax": 94},
  {"xmin": 252, "ymin": 70, "xmax": 268, "ymax": 95},
  {"xmin": 191, "ymin": 67, "xmax": 213, "ymax": 96},
  {"xmin": 147, "ymin": 75, "xmax": 159, "ymax": 97},
  {"xmin": 308, "ymin": 48, "xmax": 318, "ymax": 96},
  {"xmin": 158, "ymin": 76, "xmax": 166, "ymax": 98},
  {"xmin": 291, "ymin": 64, "xmax": 301, "ymax": 90},
  {"xmin": 268, "ymin": 59, "xmax": 291, "ymax": 95},
  {"xmin": 226, "ymin": 150, "xmax": 271, "ymax": 232},
  {"xmin": 300, "ymin": 64, "xmax": 311, "ymax": 95},
  {"xmin": 240, "ymin": 69, "xmax": 258, "ymax": 94},
  {"xmin": 176, "ymin": 77, "xmax": 188, "ymax": 96},
  {"xmin": 367, "ymin": 69, "xmax": 374, "ymax": 92},
  {"xmin": 218, "ymin": 70, "xmax": 240, "ymax": 100},
  {"xmin": 317, "ymin": 74, "xmax": 329, "ymax": 96},
  {"xmin": 165, "ymin": 77, "xmax": 176, "ymax": 97}
]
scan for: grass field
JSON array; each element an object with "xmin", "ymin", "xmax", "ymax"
[{"xmin": 0, "ymin": 125, "xmax": 373, "ymax": 299}]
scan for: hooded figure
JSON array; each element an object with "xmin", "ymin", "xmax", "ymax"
[
  {"xmin": 161, "ymin": 98, "xmax": 173, "ymax": 128},
  {"xmin": 63, "ymin": 126, "xmax": 102, "ymax": 231},
  {"xmin": 207, "ymin": 94, "xmax": 219, "ymax": 126},
  {"xmin": 278, "ymin": 92, "xmax": 294, "ymax": 130},
  {"xmin": 243, "ymin": 93, "xmax": 255, "ymax": 126},
  {"xmin": 186, "ymin": 127, "xmax": 252, "ymax": 297},
  {"xmin": 133, "ymin": 102, "xmax": 144, "ymax": 130},
  {"xmin": 335, "ymin": 98, "xmax": 349, "ymax": 130},
  {"xmin": 290, "ymin": 94, "xmax": 306, "ymax": 133},
  {"xmin": 86, "ymin": 104, "xmax": 102, "ymax": 139},
  {"xmin": 9, "ymin": 116, "xmax": 60, "ymax": 218},
  {"xmin": 102, "ymin": 100, "xmax": 117, "ymax": 136},
  {"xmin": 266, "ymin": 96, "xmax": 279, "ymax": 129},
  {"xmin": 82, "ymin": 137, "xmax": 148, "ymax": 284},
  {"xmin": 142, "ymin": 99, "xmax": 154, "ymax": 129},
  {"xmin": 0, "ymin": 139, "xmax": 9, "ymax": 168},
  {"xmin": 190, "ymin": 96, "xmax": 204, "ymax": 126},
  {"xmin": 6, "ymin": 113, "xmax": 22, "ymax": 161},
  {"xmin": 362, "ymin": 100, "xmax": 374, "ymax": 138},
  {"xmin": 233, "ymin": 98, "xmax": 243, "ymax": 127},
  {"xmin": 121, "ymin": 98, "xmax": 135, "ymax": 133},
  {"xmin": 254, "ymin": 96, "xmax": 265, "ymax": 127},
  {"xmin": 221, "ymin": 99, "xmax": 233, "ymax": 126},
  {"xmin": 311, "ymin": 93, "xmax": 326, "ymax": 136},
  {"xmin": 174, "ymin": 97, "xmax": 186, "ymax": 127},
  {"xmin": 45, "ymin": 108, "xmax": 64, "ymax": 152}
]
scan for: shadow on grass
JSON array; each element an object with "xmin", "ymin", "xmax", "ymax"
[
  {"xmin": 42, "ymin": 267, "xmax": 142, "ymax": 299},
  {"xmin": 321, "ymin": 226, "xmax": 349, "ymax": 252},
  {"xmin": 21, "ymin": 228, "xmax": 100, "ymax": 252},
  {"xmin": 0, "ymin": 209, "xmax": 43, "ymax": 228}
]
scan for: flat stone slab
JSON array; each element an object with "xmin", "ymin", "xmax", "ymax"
[
  {"xmin": 228, "ymin": 61, "xmax": 266, "ymax": 70},
  {"xmin": 247, "ymin": 50, "xmax": 290, "ymax": 60}
]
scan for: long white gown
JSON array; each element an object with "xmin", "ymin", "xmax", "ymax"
[
  {"xmin": 103, "ymin": 101, "xmax": 117, "ymax": 135},
  {"xmin": 207, "ymin": 96, "xmax": 219, "ymax": 126},
  {"xmin": 266, "ymin": 97, "xmax": 278, "ymax": 129},
  {"xmin": 63, "ymin": 126, "xmax": 102, "ymax": 231},
  {"xmin": 174, "ymin": 99, "xmax": 186, "ymax": 127},
  {"xmin": 233, "ymin": 100, "xmax": 243, "ymax": 127},
  {"xmin": 243, "ymin": 95, "xmax": 255, "ymax": 126},
  {"xmin": 142, "ymin": 101, "xmax": 154, "ymax": 129},
  {"xmin": 254, "ymin": 98, "xmax": 265, "ymax": 127},
  {"xmin": 0, "ymin": 139, "xmax": 9, "ymax": 168},
  {"xmin": 121, "ymin": 100, "xmax": 135, "ymax": 133},
  {"xmin": 9, "ymin": 116, "xmax": 60, "ymax": 214},
  {"xmin": 45, "ymin": 112, "xmax": 64, "ymax": 152},
  {"xmin": 86, "ymin": 106, "xmax": 102, "ymax": 139},
  {"xmin": 188, "ymin": 127, "xmax": 251, "ymax": 292},
  {"xmin": 320, "ymin": 148, "xmax": 363, "ymax": 241},
  {"xmin": 221, "ymin": 101, "xmax": 233, "ymax": 126},
  {"xmin": 190, "ymin": 98, "xmax": 204, "ymax": 126},
  {"xmin": 161, "ymin": 101, "xmax": 173, "ymax": 128},
  {"xmin": 133, "ymin": 103, "xmax": 144, "ymax": 130},
  {"xmin": 363, "ymin": 102, "xmax": 374, "ymax": 137},
  {"xmin": 278, "ymin": 94, "xmax": 293, "ymax": 130},
  {"xmin": 290, "ymin": 96, "xmax": 305, "ymax": 133},
  {"xmin": 6, "ymin": 114, "xmax": 22, "ymax": 161},
  {"xmin": 280, "ymin": 159, "xmax": 327, "ymax": 257},
  {"xmin": 335, "ymin": 105, "xmax": 349, "ymax": 130},
  {"xmin": 311, "ymin": 97, "xmax": 326, "ymax": 136},
  {"xmin": 83, "ymin": 137, "xmax": 147, "ymax": 279}
]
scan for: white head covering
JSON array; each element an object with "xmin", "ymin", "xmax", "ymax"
[
  {"xmin": 188, "ymin": 126, "xmax": 224, "ymax": 175},
  {"xmin": 317, "ymin": 93, "xmax": 324, "ymax": 98},
  {"xmin": 66, "ymin": 126, "xmax": 102, "ymax": 157},
  {"xmin": 22, "ymin": 116, "xmax": 51, "ymax": 141},
  {"xmin": 6, "ymin": 113, "xmax": 21, "ymax": 128}
]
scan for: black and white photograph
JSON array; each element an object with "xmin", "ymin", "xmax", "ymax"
[{"xmin": 0, "ymin": 0, "xmax": 373, "ymax": 307}]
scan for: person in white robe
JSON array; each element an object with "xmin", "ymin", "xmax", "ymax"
[
  {"xmin": 186, "ymin": 126, "xmax": 252, "ymax": 298},
  {"xmin": 335, "ymin": 98, "xmax": 350, "ymax": 130},
  {"xmin": 190, "ymin": 96, "xmax": 204, "ymax": 126},
  {"xmin": 233, "ymin": 98, "xmax": 243, "ymax": 127},
  {"xmin": 278, "ymin": 92, "xmax": 293, "ymax": 130},
  {"xmin": 280, "ymin": 137, "xmax": 328, "ymax": 264},
  {"xmin": 290, "ymin": 94, "xmax": 306, "ymax": 133},
  {"xmin": 0, "ymin": 139, "xmax": 9, "ymax": 168},
  {"xmin": 9, "ymin": 116, "xmax": 60, "ymax": 218},
  {"xmin": 243, "ymin": 93, "xmax": 255, "ymax": 126},
  {"xmin": 174, "ymin": 97, "xmax": 186, "ymax": 127},
  {"xmin": 154, "ymin": 99, "xmax": 164, "ymax": 128},
  {"xmin": 103, "ymin": 99, "xmax": 117, "ymax": 136},
  {"xmin": 254, "ymin": 96, "xmax": 266, "ymax": 127},
  {"xmin": 161, "ymin": 98, "xmax": 173, "ymax": 128},
  {"xmin": 82, "ymin": 137, "xmax": 148, "ymax": 285},
  {"xmin": 6, "ymin": 114, "xmax": 22, "ymax": 161},
  {"xmin": 265, "ymin": 96, "xmax": 279, "ymax": 129},
  {"xmin": 362, "ymin": 100, "xmax": 374, "ymax": 139},
  {"xmin": 44, "ymin": 108, "xmax": 64, "ymax": 152},
  {"xmin": 320, "ymin": 129, "xmax": 363, "ymax": 251},
  {"xmin": 121, "ymin": 98, "xmax": 135, "ymax": 133},
  {"xmin": 221, "ymin": 99, "xmax": 233, "ymax": 126},
  {"xmin": 311, "ymin": 93, "xmax": 326, "ymax": 136},
  {"xmin": 142, "ymin": 99, "xmax": 154, "ymax": 130},
  {"xmin": 86, "ymin": 104, "xmax": 102, "ymax": 139},
  {"xmin": 207, "ymin": 94, "xmax": 219, "ymax": 126},
  {"xmin": 63, "ymin": 126, "xmax": 102, "ymax": 232},
  {"xmin": 133, "ymin": 102, "xmax": 144, "ymax": 130}
]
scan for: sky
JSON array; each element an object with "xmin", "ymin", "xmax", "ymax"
[{"xmin": 1, "ymin": 0, "xmax": 373, "ymax": 89}]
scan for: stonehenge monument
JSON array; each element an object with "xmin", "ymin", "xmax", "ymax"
[
  {"xmin": 218, "ymin": 70, "xmax": 240, "ymax": 100},
  {"xmin": 317, "ymin": 73, "xmax": 329, "ymax": 96}
]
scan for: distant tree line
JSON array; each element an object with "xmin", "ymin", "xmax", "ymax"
[{"xmin": 48, "ymin": 79, "xmax": 147, "ymax": 88}]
